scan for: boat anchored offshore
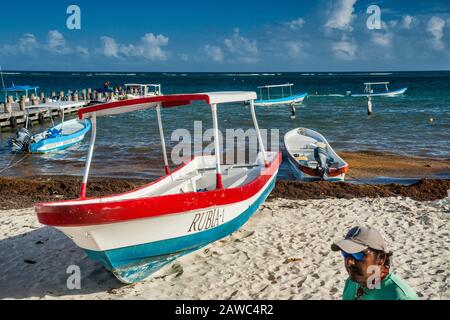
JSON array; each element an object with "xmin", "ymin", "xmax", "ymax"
[
  {"xmin": 9, "ymin": 101, "xmax": 91, "ymax": 153},
  {"xmin": 254, "ymin": 83, "xmax": 308, "ymax": 107},
  {"xmin": 284, "ymin": 128, "xmax": 348, "ymax": 181},
  {"xmin": 35, "ymin": 92, "xmax": 281, "ymax": 283},
  {"xmin": 349, "ymin": 82, "xmax": 407, "ymax": 97},
  {"xmin": 125, "ymin": 83, "xmax": 162, "ymax": 99}
]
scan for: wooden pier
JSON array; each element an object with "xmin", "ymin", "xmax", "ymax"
[{"xmin": 1, "ymin": 86, "xmax": 151, "ymax": 129}]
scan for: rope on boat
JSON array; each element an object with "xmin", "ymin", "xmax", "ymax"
[{"xmin": 0, "ymin": 152, "xmax": 30, "ymax": 174}]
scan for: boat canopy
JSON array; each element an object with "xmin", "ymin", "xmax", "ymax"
[
  {"xmin": 26, "ymin": 101, "xmax": 86, "ymax": 112},
  {"xmin": 364, "ymin": 82, "xmax": 390, "ymax": 85},
  {"xmin": 78, "ymin": 92, "xmax": 257, "ymax": 119},
  {"xmin": 257, "ymin": 83, "xmax": 294, "ymax": 89},
  {"xmin": 3, "ymin": 85, "xmax": 39, "ymax": 92},
  {"xmin": 125, "ymin": 83, "xmax": 161, "ymax": 88},
  {"xmin": 77, "ymin": 91, "xmax": 262, "ymax": 198}
]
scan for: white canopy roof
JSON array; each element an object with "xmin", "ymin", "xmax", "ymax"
[
  {"xmin": 257, "ymin": 83, "xmax": 294, "ymax": 89},
  {"xmin": 125, "ymin": 83, "xmax": 161, "ymax": 88},
  {"xmin": 25, "ymin": 101, "xmax": 86, "ymax": 111},
  {"xmin": 78, "ymin": 92, "xmax": 257, "ymax": 119},
  {"xmin": 364, "ymin": 82, "xmax": 390, "ymax": 85}
]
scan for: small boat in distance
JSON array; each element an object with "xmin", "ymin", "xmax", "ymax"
[
  {"xmin": 254, "ymin": 83, "xmax": 308, "ymax": 107},
  {"xmin": 9, "ymin": 101, "xmax": 91, "ymax": 153},
  {"xmin": 2, "ymin": 85, "xmax": 39, "ymax": 103},
  {"xmin": 125, "ymin": 83, "xmax": 162, "ymax": 99},
  {"xmin": 284, "ymin": 128, "xmax": 348, "ymax": 181},
  {"xmin": 35, "ymin": 92, "xmax": 281, "ymax": 283},
  {"xmin": 349, "ymin": 82, "xmax": 407, "ymax": 97}
]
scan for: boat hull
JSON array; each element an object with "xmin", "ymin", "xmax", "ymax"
[
  {"xmin": 37, "ymin": 152, "xmax": 281, "ymax": 283},
  {"xmin": 82, "ymin": 176, "xmax": 276, "ymax": 283},
  {"xmin": 254, "ymin": 93, "xmax": 308, "ymax": 107},
  {"xmin": 284, "ymin": 128, "xmax": 348, "ymax": 182},
  {"xmin": 287, "ymin": 156, "xmax": 346, "ymax": 182},
  {"xmin": 351, "ymin": 87, "xmax": 407, "ymax": 97},
  {"xmin": 29, "ymin": 119, "xmax": 91, "ymax": 153}
]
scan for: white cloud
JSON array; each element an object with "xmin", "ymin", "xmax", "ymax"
[
  {"xmin": 99, "ymin": 33, "xmax": 169, "ymax": 61},
  {"xmin": 204, "ymin": 45, "xmax": 223, "ymax": 63},
  {"xmin": 0, "ymin": 31, "xmax": 88, "ymax": 57},
  {"xmin": 426, "ymin": 17, "xmax": 446, "ymax": 51},
  {"xmin": 76, "ymin": 46, "xmax": 90, "ymax": 56},
  {"xmin": 47, "ymin": 30, "xmax": 72, "ymax": 54},
  {"xmin": 224, "ymin": 28, "xmax": 258, "ymax": 64},
  {"xmin": 18, "ymin": 33, "xmax": 38, "ymax": 54},
  {"xmin": 286, "ymin": 41, "xmax": 303, "ymax": 57},
  {"xmin": 287, "ymin": 18, "xmax": 305, "ymax": 30},
  {"xmin": 138, "ymin": 33, "xmax": 169, "ymax": 60},
  {"xmin": 371, "ymin": 32, "xmax": 392, "ymax": 47},
  {"xmin": 326, "ymin": 0, "xmax": 357, "ymax": 31},
  {"xmin": 332, "ymin": 39, "xmax": 357, "ymax": 60},
  {"xmin": 401, "ymin": 15, "xmax": 414, "ymax": 29},
  {"xmin": 100, "ymin": 36, "xmax": 120, "ymax": 58}
]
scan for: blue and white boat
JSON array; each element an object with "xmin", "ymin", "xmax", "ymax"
[
  {"xmin": 254, "ymin": 83, "xmax": 308, "ymax": 106},
  {"xmin": 349, "ymin": 82, "xmax": 408, "ymax": 97},
  {"xmin": 10, "ymin": 101, "xmax": 91, "ymax": 153}
]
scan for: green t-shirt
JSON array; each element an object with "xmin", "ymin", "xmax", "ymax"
[{"xmin": 342, "ymin": 273, "xmax": 418, "ymax": 300}]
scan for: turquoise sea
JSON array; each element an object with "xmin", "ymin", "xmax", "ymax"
[{"xmin": 0, "ymin": 71, "xmax": 449, "ymax": 180}]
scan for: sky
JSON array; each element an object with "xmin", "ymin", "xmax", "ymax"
[{"xmin": 0, "ymin": 0, "xmax": 449, "ymax": 72}]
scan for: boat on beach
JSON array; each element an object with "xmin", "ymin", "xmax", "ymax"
[
  {"xmin": 9, "ymin": 101, "xmax": 91, "ymax": 153},
  {"xmin": 349, "ymin": 82, "xmax": 407, "ymax": 97},
  {"xmin": 254, "ymin": 83, "xmax": 308, "ymax": 107},
  {"xmin": 35, "ymin": 91, "xmax": 281, "ymax": 283},
  {"xmin": 284, "ymin": 127, "xmax": 348, "ymax": 181}
]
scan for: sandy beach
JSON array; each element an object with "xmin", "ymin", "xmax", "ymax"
[
  {"xmin": 0, "ymin": 196, "xmax": 449, "ymax": 300},
  {"xmin": 0, "ymin": 151, "xmax": 449, "ymax": 300}
]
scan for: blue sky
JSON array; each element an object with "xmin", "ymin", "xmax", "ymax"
[{"xmin": 0, "ymin": 0, "xmax": 449, "ymax": 71}]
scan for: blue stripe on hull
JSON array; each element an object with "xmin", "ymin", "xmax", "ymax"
[{"xmin": 84, "ymin": 176, "xmax": 277, "ymax": 283}]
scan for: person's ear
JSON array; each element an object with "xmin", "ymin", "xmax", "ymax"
[{"xmin": 377, "ymin": 253, "xmax": 386, "ymax": 266}]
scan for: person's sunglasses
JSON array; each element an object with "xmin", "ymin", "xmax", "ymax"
[{"xmin": 341, "ymin": 251, "xmax": 366, "ymax": 261}]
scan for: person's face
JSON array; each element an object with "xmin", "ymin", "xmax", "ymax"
[{"xmin": 343, "ymin": 250, "xmax": 378, "ymax": 286}]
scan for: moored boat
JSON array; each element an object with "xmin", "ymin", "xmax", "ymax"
[
  {"xmin": 9, "ymin": 101, "xmax": 91, "ymax": 153},
  {"xmin": 35, "ymin": 92, "xmax": 281, "ymax": 283},
  {"xmin": 254, "ymin": 83, "xmax": 308, "ymax": 107},
  {"xmin": 284, "ymin": 127, "xmax": 348, "ymax": 181},
  {"xmin": 349, "ymin": 82, "xmax": 407, "ymax": 97}
]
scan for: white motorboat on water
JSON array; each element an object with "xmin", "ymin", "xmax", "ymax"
[
  {"xmin": 349, "ymin": 82, "xmax": 407, "ymax": 97},
  {"xmin": 284, "ymin": 127, "xmax": 349, "ymax": 181},
  {"xmin": 125, "ymin": 83, "xmax": 162, "ymax": 99},
  {"xmin": 9, "ymin": 101, "xmax": 91, "ymax": 153},
  {"xmin": 254, "ymin": 83, "xmax": 308, "ymax": 107}
]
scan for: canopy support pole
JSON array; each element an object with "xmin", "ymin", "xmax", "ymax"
[
  {"xmin": 156, "ymin": 104, "xmax": 170, "ymax": 175},
  {"xmin": 290, "ymin": 85, "xmax": 293, "ymax": 97},
  {"xmin": 211, "ymin": 103, "xmax": 223, "ymax": 189},
  {"xmin": 80, "ymin": 114, "xmax": 97, "ymax": 199},
  {"xmin": 61, "ymin": 108, "xmax": 64, "ymax": 134},
  {"xmin": 249, "ymin": 100, "xmax": 269, "ymax": 167}
]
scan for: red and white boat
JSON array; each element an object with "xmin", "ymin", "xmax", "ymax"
[
  {"xmin": 284, "ymin": 127, "xmax": 348, "ymax": 181},
  {"xmin": 35, "ymin": 92, "xmax": 281, "ymax": 283}
]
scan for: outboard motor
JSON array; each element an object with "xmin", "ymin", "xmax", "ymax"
[
  {"xmin": 314, "ymin": 142, "xmax": 329, "ymax": 180},
  {"xmin": 10, "ymin": 128, "xmax": 32, "ymax": 153}
]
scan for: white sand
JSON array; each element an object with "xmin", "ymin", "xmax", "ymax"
[{"xmin": 0, "ymin": 196, "xmax": 449, "ymax": 300}]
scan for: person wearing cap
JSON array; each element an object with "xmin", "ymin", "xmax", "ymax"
[{"xmin": 332, "ymin": 226, "xmax": 418, "ymax": 300}]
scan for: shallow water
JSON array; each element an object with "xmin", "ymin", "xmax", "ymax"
[{"xmin": 0, "ymin": 71, "xmax": 449, "ymax": 180}]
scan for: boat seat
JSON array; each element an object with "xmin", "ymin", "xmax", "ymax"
[{"xmin": 173, "ymin": 173, "xmax": 203, "ymax": 193}]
